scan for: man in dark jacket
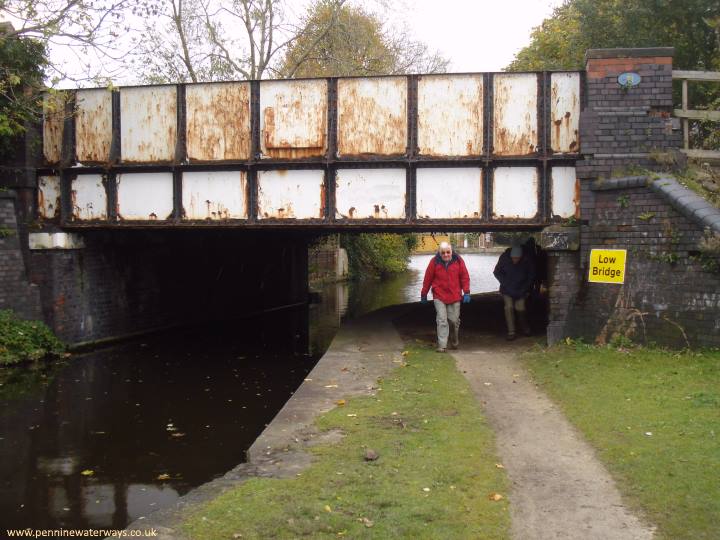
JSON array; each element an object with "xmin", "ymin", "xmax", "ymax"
[
  {"xmin": 421, "ymin": 242, "xmax": 471, "ymax": 352},
  {"xmin": 493, "ymin": 244, "xmax": 535, "ymax": 340}
]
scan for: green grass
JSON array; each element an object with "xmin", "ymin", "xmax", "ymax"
[
  {"xmin": 182, "ymin": 346, "xmax": 510, "ymax": 539},
  {"xmin": 523, "ymin": 344, "xmax": 720, "ymax": 540}
]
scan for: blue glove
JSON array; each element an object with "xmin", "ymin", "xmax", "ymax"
[
  {"xmin": 462, "ymin": 293, "xmax": 471, "ymax": 304},
  {"xmin": 421, "ymin": 295, "xmax": 428, "ymax": 304}
]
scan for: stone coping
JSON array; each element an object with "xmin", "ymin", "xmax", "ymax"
[
  {"xmin": 585, "ymin": 47, "xmax": 674, "ymax": 61},
  {"xmin": 590, "ymin": 174, "xmax": 720, "ymax": 234},
  {"xmin": 590, "ymin": 176, "xmax": 650, "ymax": 191},
  {"xmin": 651, "ymin": 176, "xmax": 720, "ymax": 234}
]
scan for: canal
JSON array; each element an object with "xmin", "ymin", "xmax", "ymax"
[{"xmin": 0, "ymin": 253, "xmax": 502, "ymax": 530}]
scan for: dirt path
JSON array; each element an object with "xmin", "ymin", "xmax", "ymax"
[
  {"xmin": 453, "ymin": 341, "xmax": 655, "ymax": 540},
  {"xmin": 395, "ymin": 295, "xmax": 655, "ymax": 539}
]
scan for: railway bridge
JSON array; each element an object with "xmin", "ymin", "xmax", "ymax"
[
  {"xmin": 36, "ymin": 69, "xmax": 580, "ymax": 231},
  {"xmin": 2, "ymin": 47, "xmax": 720, "ymax": 348}
]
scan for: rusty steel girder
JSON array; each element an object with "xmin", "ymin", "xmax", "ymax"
[{"xmin": 37, "ymin": 71, "xmax": 582, "ymax": 230}]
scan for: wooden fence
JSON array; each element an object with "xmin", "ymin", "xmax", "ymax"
[{"xmin": 673, "ymin": 70, "xmax": 720, "ymax": 159}]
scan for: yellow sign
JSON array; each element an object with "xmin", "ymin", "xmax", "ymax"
[{"xmin": 588, "ymin": 249, "xmax": 627, "ymax": 284}]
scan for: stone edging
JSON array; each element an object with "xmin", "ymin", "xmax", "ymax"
[
  {"xmin": 590, "ymin": 176, "xmax": 649, "ymax": 191},
  {"xmin": 650, "ymin": 176, "xmax": 720, "ymax": 234},
  {"xmin": 589, "ymin": 175, "xmax": 720, "ymax": 235}
]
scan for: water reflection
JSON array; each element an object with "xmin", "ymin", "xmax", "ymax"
[{"xmin": 0, "ymin": 310, "xmax": 316, "ymax": 530}]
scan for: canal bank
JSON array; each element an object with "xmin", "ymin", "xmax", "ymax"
[
  {"xmin": 124, "ymin": 303, "xmax": 413, "ymax": 538},
  {"xmin": 126, "ymin": 292, "xmax": 651, "ymax": 540}
]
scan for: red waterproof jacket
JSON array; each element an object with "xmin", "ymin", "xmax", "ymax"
[{"xmin": 421, "ymin": 253, "xmax": 470, "ymax": 304}]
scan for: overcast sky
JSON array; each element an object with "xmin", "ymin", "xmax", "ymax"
[
  {"xmin": 5, "ymin": 0, "xmax": 565, "ymax": 85},
  {"xmin": 401, "ymin": 0, "xmax": 564, "ymax": 72}
]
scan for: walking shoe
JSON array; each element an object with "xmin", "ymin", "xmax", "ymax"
[
  {"xmin": 436, "ymin": 347, "xmax": 447, "ymax": 353},
  {"xmin": 506, "ymin": 333, "xmax": 516, "ymax": 341},
  {"xmin": 449, "ymin": 342, "xmax": 458, "ymax": 350}
]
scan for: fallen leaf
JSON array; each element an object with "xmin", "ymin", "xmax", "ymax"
[
  {"xmin": 488, "ymin": 493, "xmax": 504, "ymax": 501},
  {"xmin": 157, "ymin": 473, "xmax": 170, "ymax": 481},
  {"xmin": 495, "ymin": 463, "xmax": 505, "ymax": 469},
  {"xmin": 645, "ymin": 432, "xmax": 653, "ymax": 436},
  {"xmin": 336, "ymin": 399, "xmax": 346, "ymax": 406},
  {"xmin": 401, "ymin": 351, "xmax": 409, "ymax": 357},
  {"xmin": 80, "ymin": 469, "xmax": 94, "ymax": 476},
  {"xmin": 324, "ymin": 504, "xmax": 332, "ymax": 512},
  {"xmin": 324, "ymin": 384, "xmax": 338, "ymax": 388},
  {"xmin": 347, "ymin": 413, "xmax": 357, "ymax": 417},
  {"xmin": 422, "ymin": 487, "xmax": 430, "ymax": 492},
  {"xmin": 360, "ymin": 517, "xmax": 374, "ymax": 528}
]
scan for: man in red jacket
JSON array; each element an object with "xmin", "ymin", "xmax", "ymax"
[{"xmin": 420, "ymin": 242, "xmax": 471, "ymax": 352}]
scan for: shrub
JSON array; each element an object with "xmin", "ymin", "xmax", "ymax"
[
  {"xmin": 341, "ymin": 233, "xmax": 417, "ymax": 278},
  {"xmin": 0, "ymin": 310, "xmax": 64, "ymax": 365}
]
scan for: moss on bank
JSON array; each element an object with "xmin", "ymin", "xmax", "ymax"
[{"xmin": 0, "ymin": 309, "xmax": 64, "ymax": 365}]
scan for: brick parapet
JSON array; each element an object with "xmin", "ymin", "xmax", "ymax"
[{"xmin": 545, "ymin": 49, "xmax": 719, "ymax": 347}]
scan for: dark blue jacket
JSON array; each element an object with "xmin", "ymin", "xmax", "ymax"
[{"xmin": 493, "ymin": 249, "xmax": 536, "ymax": 299}]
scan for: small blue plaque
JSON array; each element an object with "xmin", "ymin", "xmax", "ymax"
[{"xmin": 618, "ymin": 72, "xmax": 641, "ymax": 87}]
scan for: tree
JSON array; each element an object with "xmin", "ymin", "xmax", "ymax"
[
  {"xmin": 507, "ymin": 0, "xmax": 720, "ymax": 150},
  {"xmin": 1, "ymin": 0, "xmax": 157, "ymax": 84},
  {"xmin": 129, "ymin": 0, "xmax": 343, "ymax": 83},
  {"xmin": 279, "ymin": 0, "xmax": 448, "ymax": 78},
  {"xmin": 507, "ymin": 0, "xmax": 720, "ymax": 72},
  {"xmin": 0, "ymin": 23, "xmax": 46, "ymax": 159}
]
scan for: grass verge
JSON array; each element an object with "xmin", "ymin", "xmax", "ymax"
[
  {"xmin": 523, "ymin": 343, "xmax": 720, "ymax": 540},
  {"xmin": 182, "ymin": 345, "xmax": 510, "ymax": 539}
]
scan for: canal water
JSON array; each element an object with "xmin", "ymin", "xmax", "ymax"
[{"xmin": 0, "ymin": 253, "xmax": 501, "ymax": 530}]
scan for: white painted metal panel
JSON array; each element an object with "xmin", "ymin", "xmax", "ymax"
[
  {"xmin": 257, "ymin": 170, "xmax": 324, "ymax": 219},
  {"xmin": 186, "ymin": 82, "xmax": 251, "ymax": 161},
  {"xmin": 493, "ymin": 74, "xmax": 538, "ymax": 156},
  {"xmin": 182, "ymin": 171, "xmax": 247, "ymax": 220},
  {"xmin": 117, "ymin": 173, "xmax": 174, "ymax": 220},
  {"xmin": 335, "ymin": 169, "xmax": 405, "ymax": 219},
  {"xmin": 337, "ymin": 78, "xmax": 407, "ymax": 156},
  {"xmin": 120, "ymin": 86, "xmax": 177, "ymax": 162},
  {"xmin": 416, "ymin": 168, "xmax": 482, "ymax": 219},
  {"xmin": 550, "ymin": 73, "xmax": 580, "ymax": 153},
  {"xmin": 38, "ymin": 175, "xmax": 61, "ymax": 219},
  {"xmin": 551, "ymin": 166, "xmax": 579, "ymax": 218},
  {"xmin": 417, "ymin": 75, "xmax": 483, "ymax": 156},
  {"xmin": 29, "ymin": 232, "xmax": 84, "ymax": 250},
  {"xmin": 75, "ymin": 89, "xmax": 112, "ymax": 163},
  {"xmin": 71, "ymin": 175, "xmax": 107, "ymax": 221},
  {"xmin": 492, "ymin": 167, "xmax": 538, "ymax": 219},
  {"xmin": 260, "ymin": 80, "xmax": 327, "ymax": 158}
]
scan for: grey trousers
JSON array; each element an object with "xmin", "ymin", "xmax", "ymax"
[
  {"xmin": 503, "ymin": 295, "xmax": 526, "ymax": 335},
  {"xmin": 434, "ymin": 300, "xmax": 460, "ymax": 348}
]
